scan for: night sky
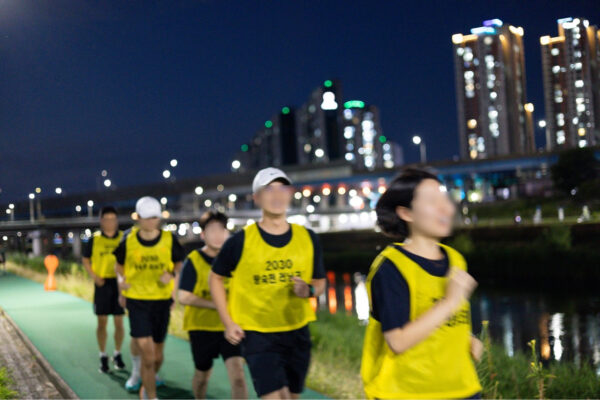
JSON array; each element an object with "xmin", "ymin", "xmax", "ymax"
[{"xmin": 1, "ymin": 0, "xmax": 598, "ymax": 202}]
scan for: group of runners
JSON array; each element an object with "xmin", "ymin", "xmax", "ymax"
[{"xmin": 83, "ymin": 166, "xmax": 483, "ymax": 399}]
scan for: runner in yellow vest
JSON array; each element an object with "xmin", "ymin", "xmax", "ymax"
[
  {"xmin": 361, "ymin": 168, "xmax": 483, "ymax": 399},
  {"xmin": 81, "ymin": 206, "xmax": 126, "ymax": 373},
  {"xmin": 210, "ymin": 167, "xmax": 326, "ymax": 399},
  {"xmin": 178, "ymin": 211, "xmax": 248, "ymax": 399},
  {"xmin": 114, "ymin": 196, "xmax": 185, "ymax": 399}
]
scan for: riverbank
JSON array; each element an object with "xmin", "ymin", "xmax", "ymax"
[{"xmin": 5, "ymin": 255, "xmax": 600, "ymax": 398}]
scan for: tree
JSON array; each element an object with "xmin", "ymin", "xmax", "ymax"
[{"xmin": 550, "ymin": 147, "xmax": 599, "ymax": 197}]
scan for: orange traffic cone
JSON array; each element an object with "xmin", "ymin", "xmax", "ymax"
[{"xmin": 44, "ymin": 254, "xmax": 59, "ymax": 291}]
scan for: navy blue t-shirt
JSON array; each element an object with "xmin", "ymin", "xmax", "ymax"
[
  {"xmin": 212, "ymin": 224, "xmax": 325, "ymax": 279},
  {"xmin": 179, "ymin": 250, "xmax": 215, "ymax": 292},
  {"xmin": 371, "ymin": 245, "xmax": 449, "ymax": 332}
]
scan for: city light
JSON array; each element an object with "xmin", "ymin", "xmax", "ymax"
[
  {"xmin": 538, "ymin": 120, "xmax": 546, "ymax": 128},
  {"xmin": 55, "ymin": 187, "xmax": 62, "ymax": 194},
  {"xmin": 344, "ymin": 100, "xmax": 365, "ymax": 109},
  {"xmin": 28, "ymin": 193, "xmax": 35, "ymax": 200},
  {"xmin": 170, "ymin": 159, "xmax": 178, "ymax": 167},
  {"xmin": 265, "ymin": 120, "xmax": 273, "ymax": 128},
  {"xmin": 412, "ymin": 135, "xmax": 422, "ymax": 145},
  {"xmin": 321, "ymin": 92, "xmax": 338, "ymax": 110},
  {"xmin": 232, "ymin": 160, "xmax": 241, "ymax": 170},
  {"xmin": 162, "ymin": 169, "xmax": 171, "ymax": 179},
  {"xmin": 195, "ymin": 186, "xmax": 204, "ymax": 195},
  {"xmin": 282, "ymin": 106, "xmax": 290, "ymax": 114},
  {"xmin": 103, "ymin": 179, "xmax": 111, "ymax": 188},
  {"xmin": 323, "ymin": 80, "xmax": 333, "ymax": 88},
  {"xmin": 87, "ymin": 200, "xmax": 94, "ymax": 207}
]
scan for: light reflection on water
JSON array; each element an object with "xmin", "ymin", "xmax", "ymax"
[{"xmin": 319, "ymin": 271, "xmax": 600, "ymax": 373}]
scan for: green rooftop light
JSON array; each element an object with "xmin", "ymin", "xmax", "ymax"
[
  {"xmin": 324, "ymin": 80, "xmax": 333, "ymax": 88},
  {"xmin": 282, "ymin": 107, "xmax": 290, "ymax": 115},
  {"xmin": 344, "ymin": 100, "xmax": 365, "ymax": 109},
  {"xmin": 241, "ymin": 144, "xmax": 249, "ymax": 152},
  {"xmin": 378, "ymin": 135, "xmax": 387, "ymax": 143},
  {"xmin": 265, "ymin": 120, "xmax": 273, "ymax": 128}
]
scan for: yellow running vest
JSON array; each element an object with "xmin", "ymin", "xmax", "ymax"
[
  {"xmin": 122, "ymin": 229, "xmax": 174, "ymax": 300},
  {"xmin": 361, "ymin": 243, "xmax": 482, "ymax": 399},
  {"xmin": 182, "ymin": 250, "xmax": 228, "ymax": 331},
  {"xmin": 228, "ymin": 223, "xmax": 316, "ymax": 332},
  {"xmin": 90, "ymin": 231, "xmax": 123, "ymax": 278}
]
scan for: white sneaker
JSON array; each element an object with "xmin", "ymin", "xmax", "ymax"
[{"xmin": 125, "ymin": 374, "xmax": 141, "ymax": 392}]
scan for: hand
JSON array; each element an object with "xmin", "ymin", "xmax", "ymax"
[
  {"xmin": 93, "ymin": 275, "xmax": 105, "ymax": 287},
  {"xmin": 291, "ymin": 276, "xmax": 310, "ymax": 298},
  {"xmin": 470, "ymin": 336, "xmax": 484, "ymax": 362},
  {"xmin": 224, "ymin": 321, "xmax": 245, "ymax": 345},
  {"xmin": 118, "ymin": 295, "xmax": 126, "ymax": 308},
  {"xmin": 118, "ymin": 280, "xmax": 131, "ymax": 291},
  {"xmin": 445, "ymin": 267, "xmax": 477, "ymax": 309},
  {"xmin": 159, "ymin": 271, "xmax": 173, "ymax": 285}
]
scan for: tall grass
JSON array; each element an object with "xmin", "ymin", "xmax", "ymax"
[{"xmin": 0, "ymin": 368, "xmax": 18, "ymax": 400}]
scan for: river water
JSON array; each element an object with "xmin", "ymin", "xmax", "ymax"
[{"xmin": 320, "ymin": 271, "xmax": 600, "ymax": 374}]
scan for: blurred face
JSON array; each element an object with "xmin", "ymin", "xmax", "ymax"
[
  {"xmin": 100, "ymin": 212, "xmax": 118, "ymax": 233},
  {"xmin": 138, "ymin": 216, "xmax": 160, "ymax": 231},
  {"xmin": 396, "ymin": 179, "xmax": 456, "ymax": 239},
  {"xmin": 201, "ymin": 220, "xmax": 230, "ymax": 251},
  {"xmin": 253, "ymin": 181, "xmax": 293, "ymax": 216}
]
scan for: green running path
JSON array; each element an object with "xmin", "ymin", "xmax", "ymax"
[{"xmin": 0, "ymin": 273, "xmax": 327, "ymax": 399}]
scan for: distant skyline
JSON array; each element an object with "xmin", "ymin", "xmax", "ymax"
[{"xmin": 1, "ymin": 1, "xmax": 598, "ymax": 202}]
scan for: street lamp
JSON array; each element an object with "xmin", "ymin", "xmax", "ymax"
[
  {"xmin": 170, "ymin": 159, "xmax": 178, "ymax": 168},
  {"xmin": 103, "ymin": 179, "xmax": 112, "ymax": 188},
  {"xmin": 231, "ymin": 160, "xmax": 241, "ymax": 171},
  {"xmin": 412, "ymin": 135, "xmax": 427, "ymax": 163},
  {"xmin": 28, "ymin": 193, "xmax": 35, "ymax": 222},
  {"xmin": 162, "ymin": 169, "xmax": 171, "ymax": 179},
  {"xmin": 87, "ymin": 200, "xmax": 94, "ymax": 217},
  {"xmin": 55, "ymin": 187, "xmax": 62, "ymax": 195}
]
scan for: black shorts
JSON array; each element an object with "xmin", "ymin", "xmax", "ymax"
[
  {"xmin": 189, "ymin": 330, "xmax": 241, "ymax": 371},
  {"xmin": 241, "ymin": 325, "xmax": 311, "ymax": 396},
  {"xmin": 93, "ymin": 278, "xmax": 125, "ymax": 316},
  {"xmin": 126, "ymin": 298, "xmax": 172, "ymax": 343}
]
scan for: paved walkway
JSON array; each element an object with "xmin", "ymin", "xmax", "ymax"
[{"xmin": 0, "ymin": 273, "xmax": 326, "ymax": 399}]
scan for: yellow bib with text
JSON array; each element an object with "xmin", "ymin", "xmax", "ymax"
[
  {"xmin": 183, "ymin": 250, "xmax": 228, "ymax": 331},
  {"xmin": 122, "ymin": 230, "xmax": 174, "ymax": 300},
  {"xmin": 228, "ymin": 223, "xmax": 315, "ymax": 332},
  {"xmin": 90, "ymin": 231, "xmax": 123, "ymax": 278},
  {"xmin": 360, "ymin": 243, "xmax": 482, "ymax": 399}
]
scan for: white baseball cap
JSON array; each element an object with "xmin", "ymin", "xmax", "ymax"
[
  {"xmin": 252, "ymin": 167, "xmax": 292, "ymax": 193},
  {"xmin": 135, "ymin": 196, "xmax": 162, "ymax": 219}
]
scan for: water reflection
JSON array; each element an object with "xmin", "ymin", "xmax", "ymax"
[{"xmin": 318, "ymin": 271, "xmax": 600, "ymax": 372}]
